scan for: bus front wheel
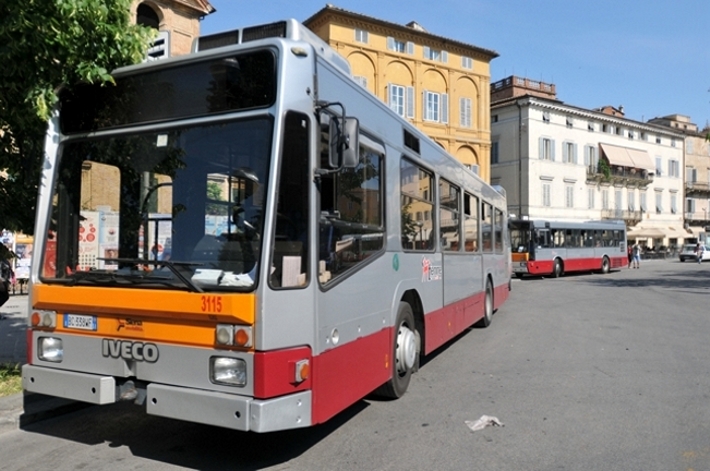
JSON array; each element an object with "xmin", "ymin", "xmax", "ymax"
[{"xmin": 375, "ymin": 302, "xmax": 418, "ymax": 399}]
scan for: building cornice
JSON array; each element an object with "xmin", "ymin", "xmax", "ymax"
[
  {"xmin": 493, "ymin": 95, "xmax": 685, "ymax": 139},
  {"xmin": 304, "ymin": 6, "xmax": 499, "ymax": 62}
]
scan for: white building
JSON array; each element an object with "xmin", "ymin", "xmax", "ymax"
[{"xmin": 490, "ymin": 76, "xmax": 686, "ymax": 248}]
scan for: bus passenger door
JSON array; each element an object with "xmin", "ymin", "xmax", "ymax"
[{"xmin": 443, "ymin": 192, "xmax": 485, "ymax": 329}]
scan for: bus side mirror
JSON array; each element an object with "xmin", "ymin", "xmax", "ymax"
[{"xmin": 328, "ymin": 117, "xmax": 359, "ymax": 169}]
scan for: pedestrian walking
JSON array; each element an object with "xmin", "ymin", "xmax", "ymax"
[
  {"xmin": 632, "ymin": 242, "xmax": 641, "ymax": 269},
  {"xmin": 627, "ymin": 243, "xmax": 633, "ymax": 268},
  {"xmin": 696, "ymin": 243, "xmax": 706, "ymax": 264}
]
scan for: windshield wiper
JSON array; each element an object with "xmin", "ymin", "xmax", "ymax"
[
  {"xmin": 68, "ymin": 269, "xmax": 175, "ymax": 288},
  {"xmin": 95, "ymin": 258, "xmax": 204, "ymax": 293}
]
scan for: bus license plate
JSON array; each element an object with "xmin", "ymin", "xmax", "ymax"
[{"xmin": 63, "ymin": 314, "xmax": 97, "ymax": 331}]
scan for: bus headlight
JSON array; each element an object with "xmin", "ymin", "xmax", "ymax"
[
  {"xmin": 210, "ymin": 357, "xmax": 247, "ymax": 387},
  {"xmin": 38, "ymin": 337, "xmax": 63, "ymax": 362}
]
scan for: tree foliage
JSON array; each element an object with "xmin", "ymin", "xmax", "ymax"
[{"xmin": 0, "ymin": 0, "xmax": 153, "ymax": 236}]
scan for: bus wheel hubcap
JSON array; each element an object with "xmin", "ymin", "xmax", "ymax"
[{"xmin": 396, "ymin": 324, "xmax": 417, "ymax": 374}]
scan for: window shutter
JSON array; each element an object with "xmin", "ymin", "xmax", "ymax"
[
  {"xmin": 583, "ymin": 145, "xmax": 590, "ymax": 166},
  {"xmin": 423, "ymin": 46, "xmax": 430, "ymax": 59},
  {"xmin": 562, "ymin": 143, "xmax": 568, "ymax": 162},
  {"xmin": 573, "ymin": 143, "xmax": 578, "ymax": 164},
  {"xmin": 551, "ymin": 140, "xmax": 556, "ymax": 162},
  {"xmin": 422, "ymin": 90, "xmax": 427, "ymax": 120},
  {"xmin": 406, "ymin": 86, "xmax": 414, "ymax": 118},
  {"xmin": 442, "ymin": 50, "xmax": 448, "ymax": 63},
  {"xmin": 387, "ymin": 37, "xmax": 394, "ymax": 51},
  {"xmin": 406, "ymin": 41, "xmax": 414, "ymax": 54},
  {"xmin": 459, "ymin": 98, "xmax": 465, "ymax": 127},
  {"xmin": 442, "ymin": 93, "xmax": 448, "ymax": 124},
  {"xmin": 539, "ymin": 137, "xmax": 544, "ymax": 160}
]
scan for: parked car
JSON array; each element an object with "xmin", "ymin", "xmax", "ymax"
[{"xmin": 679, "ymin": 244, "xmax": 710, "ymax": 262}]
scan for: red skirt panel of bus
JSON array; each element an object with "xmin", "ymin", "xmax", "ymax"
[
  {"xmin": 528, "ymin": 256, "xmax": 627, "ymax": 275},
  {"xmin": 526, "ymin": 260, "xmax": 555, "ymax": 275},
  {"xmin": 311, "ymin": 327, "xmax": 391, "ymax": 425},
  {"xmin": 253, "ymin": 346, "xmax": 313, "ymax": 399},
  {"xmin": 423, "ymin": 282, "xmax": 509, "ymax": 354},
  {"xmin": 309, "ymin": 283, "xmax": 510, "ymax": 424}
]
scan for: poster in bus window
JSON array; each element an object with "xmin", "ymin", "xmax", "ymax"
[
  {"xmin": 14, "ymin": 242, "xmax": 32, "ymax": 280},
  {"xmin": 98, "ymin": 210, "xmax": 119, "ymax": 269},
  {"xmin": 78, "ymin": 211, "xmax": 100, "ymax": 270},
  {"xmin": 147, "ymin": 213, "xmax": 172, "ymax": 259},
  {"xmin": 205, "ymin": 215, "xmax": 229, "ymax": 237}
]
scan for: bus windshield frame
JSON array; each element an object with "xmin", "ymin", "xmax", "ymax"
[{"xmin": 41, "ymin": 116, "xmax": 275, "ymax": 292}]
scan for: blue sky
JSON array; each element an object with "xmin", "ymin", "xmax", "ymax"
[{"xmin": 201, "ymin": 0, "xmax": 710, "ymax": 129}]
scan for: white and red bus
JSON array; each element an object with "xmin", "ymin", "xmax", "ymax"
[
  {"xmin": 509, "ymin": 219, "xmax": 628, "ymax": 278},
  {"xmin": 22, "ymin": 19, "xmax": 510, "ymax": 432}
]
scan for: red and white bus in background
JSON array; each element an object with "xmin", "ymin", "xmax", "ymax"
[
  {"xmin": 509, "ymin": 219, "xmax": 628, "ymax": 278},
  {"xmin": 22, "ymin": 19, "xmax": 511, "ymax": 432}
]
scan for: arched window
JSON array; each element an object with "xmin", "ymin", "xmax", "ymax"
[{"xmin": 137, "ymin": 3, "xmax": 160, "ymax": 29}]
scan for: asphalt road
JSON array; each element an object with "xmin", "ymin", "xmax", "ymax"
[{"xmin": 2, "ymin": 258, "xmax": 710, "ymax": 470}]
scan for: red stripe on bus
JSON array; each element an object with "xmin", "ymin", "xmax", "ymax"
[
  {"xmin": 424, "ymin": 291, "xmax": 486, "ymax": 354},
  {"xmin": 253, "ymin": 346, "xmax": 313, "ymax": 399},
  {"xmin": 311, "ymin": 327, "xmax": 391, "ymax": 425},
  {"xmin": 494, "ymin": 283, "xmax": 510, "ymax": 311},
  {"xmin": 527, "ymin": 256, "xmax": 628, "ymax": 275}
]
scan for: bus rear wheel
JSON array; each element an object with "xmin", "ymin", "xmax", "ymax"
[
  {"xmin": 375, "ymin": 302, "xmax": 418, "ymax": 399},
  {"xmin": 552, "ymin": 259, "xmax": 563, "ymax": 278},
  {"xmin": 475, "ymin": 281, "xmax": 493, "ymax": 328},
  {"xmin": 600, "ymin": 256, "xmax": 610, "ymax": 274}
]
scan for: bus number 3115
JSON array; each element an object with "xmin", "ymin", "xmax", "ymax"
[{"xmin": 201, "ymin": 296, "xmax": 223, "ymax": 313}]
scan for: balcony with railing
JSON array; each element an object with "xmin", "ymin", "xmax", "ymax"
[
  {"xmin": 586, "ymin": 161, "xmax": 653, "ymax": 188},
  {"xmin": 601, "ymin": 209, "xmax": 643, "ymax": 224},
  {"xmin": 685, "ymin": 210, "xmax": 710, "ymax": 227},
  {"xmin": 685, "ymin": 181, "xmax": 710, "ymax": 197}
]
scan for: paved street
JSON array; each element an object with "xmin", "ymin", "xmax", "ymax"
[
  {"xmin": 2, "ymin": 259, "xmax": 710, "ymax": 470},
  {"xmin": 0, "ymin": 294, "xmax": 28, "ymax": 365}
]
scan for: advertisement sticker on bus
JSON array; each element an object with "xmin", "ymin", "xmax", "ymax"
[{"xmin": 421, "ymin": 257, "xmax": 442, "ymax": 282}]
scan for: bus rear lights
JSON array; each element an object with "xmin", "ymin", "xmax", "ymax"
[
  {"xmin": 31, "ymin": 310, "xmax": 56, "ymax": 329},
  {"xmin": 38, "ymin": 337, "xmax": 63, "ymax": 362},
  {"xmin": 215, "ymin": 324, "xmax": 252, "ymax": 348},
  {"xmin": 294, "ymin": 359, "xmax": 310, "ymax": 383},
  {"xmin": 210, "ymin": 357, "xmax": 247, "ymax": 387}
]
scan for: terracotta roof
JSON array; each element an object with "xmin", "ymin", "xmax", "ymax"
[{"xmin": 304, "ymin": 4, "xmax": 498, "ymax": 60}]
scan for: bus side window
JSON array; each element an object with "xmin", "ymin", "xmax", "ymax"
[
  {"xmin": 318, "ymin": 138, "xmax": 384, "ymax": 284},
  {"xmin": 463, "ymin": 193, "xmax": 479, "ymax": 252}
]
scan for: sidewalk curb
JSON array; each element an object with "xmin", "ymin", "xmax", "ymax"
[{"xmin": 0, "ymin": 391, "xmax": 88, "ymax": 435}]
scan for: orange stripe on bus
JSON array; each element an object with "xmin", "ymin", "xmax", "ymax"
[
  {"xmin": 32, "ymin": 284, "xmax": 255, "ymax": 324},
  {"xmin": 511, "ymin": 252, "xmax": 529, "ymax": 262}
]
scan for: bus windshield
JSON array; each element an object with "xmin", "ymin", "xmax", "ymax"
[
  {"xmin": 42, "ymin": 117, "xmax": 273, "ymax": 292},
  {"xmin": 509, "ymin": 220, "xmax": 532, "ymax": 253}
]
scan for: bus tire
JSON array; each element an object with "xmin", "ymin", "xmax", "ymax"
[
  {"xmin": 375, "ymin": 302, "xmax": 418, "ymax": 399},
  {"xmin": 515, "ymin": 273, "xmax": 524, "ymax": 279},
  {"xmin": 600, "ymin": 256, "xmax": 610, "ymax": 274},
  {"xmin": 552, "ymin": 259, "xmax": 563, "ymax": 278},
  {"xmin": 475, "ymin": 281, "xmax": 493, "ymax": 328}
]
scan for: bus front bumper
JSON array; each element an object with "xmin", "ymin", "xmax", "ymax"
[
  {"xmin": 22, "ymin": 364, "xmax": 312, "ymax": 432},
  {"xmin": 513, "ymin": 262, "xmax": 528, "ymax": 274}
]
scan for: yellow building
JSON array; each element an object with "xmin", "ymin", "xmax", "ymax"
[{"xmin": 304, "ymin": 5, "xmax": 498, "ymax": 182}]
